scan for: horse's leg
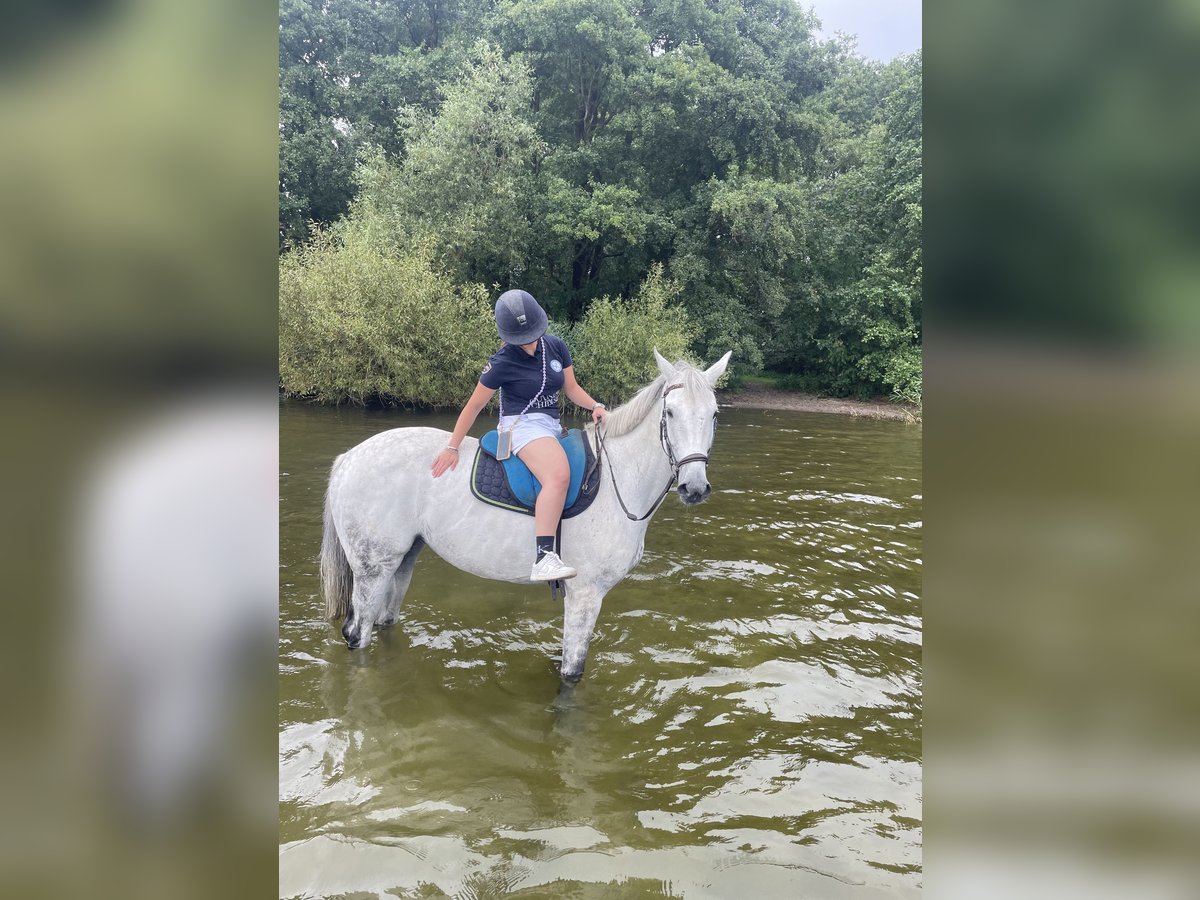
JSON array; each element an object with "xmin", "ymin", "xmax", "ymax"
[
  {"xmin": 342, "ymin": 568, "xmax": 393, "ymax": 650},
  {"xmin": 560, "ymin": 581, "xmax": 607, "ymax": 684},
  {"xmin": 379, "ymin": 538, "xmax": 424, "ymax": 627}
]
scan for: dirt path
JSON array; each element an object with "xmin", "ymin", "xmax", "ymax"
[{"xmin": 717, "ymin": 383, "xmax": 919, "ymax": 421}]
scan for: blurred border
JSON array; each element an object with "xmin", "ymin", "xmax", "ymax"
[
  {"xmin": 926, "ymin": 0, "xmax": 1200, "ymax": 896},
  {"xmin": 6, "ymin": 0, "xmax": 1199, "ymax": 894},
  {"xmin": 0, "ymin": 1, "xmax": 279, "ymax": 897}
]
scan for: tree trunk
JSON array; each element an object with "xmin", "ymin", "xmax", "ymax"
[{"xmin": 571, "ymin": 240, "xmax": 585, "ymax": 292}]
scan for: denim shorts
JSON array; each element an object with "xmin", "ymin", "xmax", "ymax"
[{"xmin": 498, "ymin": 412, "xmax": 564, "ymax": 454}]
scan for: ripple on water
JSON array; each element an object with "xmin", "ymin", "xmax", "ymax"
[{"xmin": 279, "ymin": 405, "xmax": 922, "ymax": 897}]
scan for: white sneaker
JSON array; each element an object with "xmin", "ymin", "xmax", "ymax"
[{"xmin": 530, "ymin": 550, "xmax": 577, "ymax": 581}]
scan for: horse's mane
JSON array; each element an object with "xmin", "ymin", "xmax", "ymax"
[{"xmin": 587, "ymin": 360, "xmax": 709, "ymax": 438}]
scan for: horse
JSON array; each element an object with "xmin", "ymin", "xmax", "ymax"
[{"xmin": 320, "ymin": 349, "xmax": 731, "ymax": 684}]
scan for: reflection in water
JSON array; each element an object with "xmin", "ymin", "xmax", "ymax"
[{"xmin": 280, "ymin": 403, "xmax": 921, "ymax": 897}]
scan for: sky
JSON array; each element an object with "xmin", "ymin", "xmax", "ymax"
[{"xmin": 805, "ymin": 0, "xmax": 922, "ymax": 60}]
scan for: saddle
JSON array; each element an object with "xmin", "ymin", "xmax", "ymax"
[{"xmin": 470, "ymin": 427, "xmax": 600, "ymax": 519}]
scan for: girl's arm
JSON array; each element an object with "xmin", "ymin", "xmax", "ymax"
[
  {"xmin": 562, "ymin": 366, "xmax": 607, "ymax": 424},
  {"xmin": 431, "ymin": 382, "xmax": 497, "ymax": 477}
]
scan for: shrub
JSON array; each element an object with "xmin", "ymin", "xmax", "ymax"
[
  {"xmin": 569, "ymin": 265, "xmax": 697, "ymax": 406},
  {"xmin": 279, "ymin": 230, "xmax": 496, "ymax": 405},
  {"xmin": 882, "ymin": 342, "xmax": 922, "ymax": 408}
]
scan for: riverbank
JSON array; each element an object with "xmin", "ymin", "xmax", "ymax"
[
  {"xmin": 281, "ymin": 382, "xmax": 920, "ymax": 421},
  {"xmin": 718, "ymin": 382, "xmax": 919, "ymax": 421}
]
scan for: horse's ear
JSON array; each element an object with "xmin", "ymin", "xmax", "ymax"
[
  {"xmin": 653, "ymin": 347, "xmax": 676, "ymax": 381},
  {"xmin": 703, "ymin": 351, "xmax": 733, "ymax": 388}
]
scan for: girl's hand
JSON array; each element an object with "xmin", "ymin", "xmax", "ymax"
[
  {"xmin": 431, "ymin": 448, "xmax": 460, "ymax": 478},
  {"xmin": 591, "ymin": 405, "xmax": 607, "ymax": 426}
]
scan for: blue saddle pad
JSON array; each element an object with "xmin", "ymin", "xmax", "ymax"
[{"xmin": 478, "ymin": 427, "xmax": 587, "ymax": 509}]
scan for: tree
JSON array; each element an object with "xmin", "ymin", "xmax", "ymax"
[
  {"xmin": 278, "ymin": 0, "xmax": 487, "ymax": 249},
  {"xmin": 778, "ymin": 50, "xmax": 922, "ymax": 397},
  {"xmin": 352, "ymin": 42, "xmax": 544, "ymax": 284},
  {"xmin": 277, "ymin": 0, "xmax": 923, "ymax": 401}
]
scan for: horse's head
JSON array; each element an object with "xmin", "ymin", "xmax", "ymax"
[{"xmin": 654, "ymin": 349, "xmax": 732, "ymax": 505}]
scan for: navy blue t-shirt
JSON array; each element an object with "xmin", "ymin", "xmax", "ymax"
[{"xmin": 479, "ymin": 335, "xmax": 573, "ymax": 419}]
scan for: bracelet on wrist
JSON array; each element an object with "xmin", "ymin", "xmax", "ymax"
[
  {"xmin": 591, "ymin": 403, "xmax": 606, "ymax": 411},
  {"xmin": 445, "ymin": 446, "xmax": 459, "ymax": 453}
]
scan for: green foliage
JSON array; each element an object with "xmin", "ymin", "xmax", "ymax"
[
  {"xmin": 277, "ymin": 0, "xmax": 488, "ymax": 250},
  {"xmin": 569, "ymin": 265, "xmax": 697, "ymax": 405},
  {"xmin": 882, "ymin": 343, "xmax": 922, "ymax": 408},
  {"xmin": 774, "ymin": 51, "xmax": 922, "ymax": 398},
  {"xmin": 279, "ymin": 226, "xmax": 496, "ymax": 406},
  {"xmin": 671, "ymin": 169, "xmax": 813, "ymax": 373},
  {"xmin": 348, "ymin": 42, "xmax": 545, "ymax": 284},
  {"xmin": 278, "ymin": 0, "xmax": 921, "ymax": 403},
  {"xmin": 772, "ymin": 371, "xmax": 828, "ymax": 393}
]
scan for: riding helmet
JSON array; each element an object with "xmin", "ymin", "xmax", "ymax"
[{"xmin": 494, "ymin": 289, "xmax": 548, "ymax": 345}]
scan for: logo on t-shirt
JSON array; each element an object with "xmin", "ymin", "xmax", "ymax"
[
  {"xmin": 550, "ymin": 359, "xmax": 563, "ymax": 373},
  {"xmin": 481, "ymin": 362, "xmax": 492, "ymax": 375}
]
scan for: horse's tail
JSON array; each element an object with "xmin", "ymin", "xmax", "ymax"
[{"xmin": 320, "ymin": 458, "xmax": 352, "ymax": 622}]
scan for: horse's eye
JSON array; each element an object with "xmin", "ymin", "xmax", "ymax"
[{"xmin": 666, "ymin": 408, "xmax": 674, "ymax": 418}]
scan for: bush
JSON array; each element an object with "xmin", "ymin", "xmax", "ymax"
[
  {"xmin": 882, "ymin": 342, "xmax": 922, "ymax": 408},
  {"xmin": 774, "ymin": 371, "xmax": 827, "ymax": 393},
  {"xmin": 279, "ymin": 230, "xmax": 496, "ymax": 405},
  {"xmin": 568, "ymin": 265, "xmax": 697, "ymax": 406}
]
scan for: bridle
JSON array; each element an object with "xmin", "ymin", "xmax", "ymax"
[
  {"xmin": 595, "ymin": 382, "xmax": 713, "ymax": 522},
  {"xmin": 659, "ymin": 382, "xmax": 711, "ymax": 471}
]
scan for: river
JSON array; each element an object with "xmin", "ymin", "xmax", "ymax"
[{"xmin": 280, "ymin": 401, "xmax": 922, "ymax": 898}]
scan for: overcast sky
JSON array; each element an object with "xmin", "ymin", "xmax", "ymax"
[{"xmin": 805, "ymin": 0, "xmax": 921, "ymax": 61}]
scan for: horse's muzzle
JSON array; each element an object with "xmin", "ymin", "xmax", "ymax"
[
  {"xmin": 678, "ymin": 482, "xmax": 711, "ymax": 505},
  {"xmin": 342, "ymin": 614, "xmax": 372, "ymax": 649}
]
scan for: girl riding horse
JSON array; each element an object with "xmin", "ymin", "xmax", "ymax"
[{"xmin": 430, "ymin": 290, "xmax": 607, "ymax": 583}]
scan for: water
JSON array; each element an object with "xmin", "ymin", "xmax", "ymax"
[{"xmin": 279, "ymin": 402, "xmax": 922, "ymax": 898}]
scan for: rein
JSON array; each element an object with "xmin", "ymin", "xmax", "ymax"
[{"xmin": 593, "ymin": 382, "xmax": 710, "ymax": 522}]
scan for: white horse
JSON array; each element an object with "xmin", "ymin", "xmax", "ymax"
[{"xmin": 321, "ymin": 350, "xmax": 731, "ymax": 683}]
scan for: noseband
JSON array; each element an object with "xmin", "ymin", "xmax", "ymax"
[{"xmin": 596, "ymin": 381, "xmax": 712, "ymax": 522}]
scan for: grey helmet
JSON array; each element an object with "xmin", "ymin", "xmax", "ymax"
[{"xmin": 494, "ymin": 289, "xmax": 548, "ymax": 345}]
